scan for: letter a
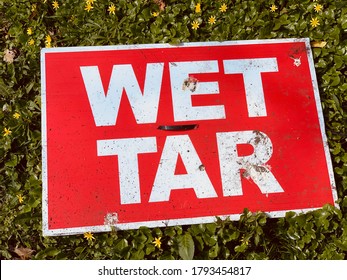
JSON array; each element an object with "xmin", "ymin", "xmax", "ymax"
[{"xmin": 149, "ymin": 135, "xmax": 217, "ymax": 202}]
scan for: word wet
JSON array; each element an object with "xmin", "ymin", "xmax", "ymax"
[{"xmin": 80, "ymin": 58, "xmax": 278, "ymax": 126}]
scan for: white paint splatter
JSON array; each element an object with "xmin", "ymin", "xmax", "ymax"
[{"xmin": 291, "ymin": 56, "xmax": 301, "ymax": 67}]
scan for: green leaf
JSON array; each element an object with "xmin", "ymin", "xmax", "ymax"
[
  {"xmin": 164, "ymin": 227, "xmax": 176, "ymax": 237},
  {"xmin": 178, "ymin": 233, "xmax": 195, "ymax": 260},
  {"xmin": 42, "ymin": 247, "xmax": 61, "ymax": 258},
  {"xmin": 0, "ymin": 78, "xmax": 14, "ymax": 96},
  {"xmin": 145, "ymin": 245, "xmax": 155, "ymax": 255},
  {"xmin": 134, "ymin": 232, "xmax": 147, "ymax": 243},
  {"xmin": 335, "ymin": 240, "xmax": 347, "ymax": 252},
  {"xmin": 208, "ymin": 243, "xmax": 219, "ymax": 259},
  {"xmin": 341, "ymin": 14, "xmax": 347, "ymax": 29},
  {"xmin": 74, "ymin": 246, "xmax": 86, "ymax": 255},
  {"xmin": 234, "ymin": 243, "xmax": 248, "ymax": 253},
  {"xmin": 130, "ymin": 250, "xmax": 145, "ymax": 260},
  {"xmin": 159, "ymin": 253, "xmax": 175, "ymax": 260},
  {"xmin": 206, "ymin": 223, "xmax": 217, "ymax": 234},
  {"xmin": 114, "ymin": 238, "xmax": 129, "ymax": 253},
  {"xmin": 5, "ymin": 154, "xmax": 23, "ymax": 167},
  {"xmin": 258, "ymin": 215, "xmax": 267, "ymax": 226},
  {"xmin": 194, "ymin": 236, "xmax": 204, "ymax": 251}
]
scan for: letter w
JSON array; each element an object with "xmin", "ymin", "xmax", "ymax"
[{"xmin": 80, "ymin": 63, "xmax": 164, "ymax": 126}]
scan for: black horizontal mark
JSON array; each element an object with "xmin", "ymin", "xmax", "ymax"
[{"xmin": 157, "ymin": 124, "xmax": 199, "ymax": 131}]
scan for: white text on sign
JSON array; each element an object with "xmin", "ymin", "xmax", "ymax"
[
  {"xmin": 81, "ymin": 59, "xmax": 283, "ymax": 205},
  {"xmin": 80, "ymin": 58, "xmax": 278, "ymax": 126}
]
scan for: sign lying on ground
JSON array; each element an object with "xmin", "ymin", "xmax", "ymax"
[{"xmin": 41, "ymin": 38, "xmax": 338, "ymax": 236}]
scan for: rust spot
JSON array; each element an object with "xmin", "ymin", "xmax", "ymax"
[
  {"xmin": 252, "ymin": 165, "xmax": 269, "ymax": 173},
  {"xmin": 182, "ymin": 76, "xmax": 198, "ymax": 92},
  {"xmin": 252, "ymin": 130, "xmax": 266, "ymax": 145},
  {"xmin": 242, "ymin": 170, "xmax": 250, "ymax": 179},
  {"xmin": 199, "ymin": 164, "xmax": 205, "ymax": 171}
]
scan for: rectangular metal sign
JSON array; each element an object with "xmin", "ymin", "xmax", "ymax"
[{"xmin": 41, "ymin": 39, "xmax": 338, "ymax": 236}]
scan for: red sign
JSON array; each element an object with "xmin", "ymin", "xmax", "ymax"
[{"xmin": 41, "ymin": 39, "xmax": 338, "ymax": 236}]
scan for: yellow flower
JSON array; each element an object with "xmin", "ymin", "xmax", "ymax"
[
  {"xmin": 28, "ymin": 39, "xmax": 35, "ymax": 45},
  {"xmin": 219, "ymin": 3, "xmax": 227, "ymax": 13},
  {"xmin": 84, "ymin": 232, "xmax": 95, "ymax": 241},
  {"xmin": 31, "ymin": 4, "xmax": 37, "ymax": 12},
  {"xmin": 195, "ymin": 3, "xmax": 201, "ymax": 13},
  {"xmin": 85, "ymin": 2, "xmax": 93, "ymax": 12},
  {"xmin": 13, "ymin": 113, "xmax": 21, "ymax": 119},
  {"xmin": 152, "ymin": 237, "xmax": 162, "ymax": 248},
  {"xmin": 314, "ymin": 4, "xmax": 323, "ymax": 12},
  {"xmin": 52, "ymin": 1, "xmax": 59, "ymax": 10},
  {"xmin": 86, "ymin": 0, "xmax": 96, "ymax": 4},
  {"xmin": 310, "ymin": 17, "xmax": 320, "ymax": 28},
  {"xmin": 45, "ymin": 35, "xmax": 52, "ymax": 43},
  {"xmin": 108, "ymin": 3, "xmax": 116, "ymax": 15},
  {"xmin": 270, "ymin": 4, "xmax": 278, "ymax": 12},
  {"xmin": 240, "ymin": 235, "xmax": 249, "ymax": 246},
  {"xmin": 17, "ymin": 194, "xmax": 24, "ymax": 204},
  {"xmin": 191, "ymin": 20, "xmax": 200, "ymax": 30},
  {"xmin": 208, "ymin": 15, "xmax": 216, "ymax": 25},
  {"xmin": 152, "ymin": 11, "xmax": 159, "ymax": 17},
  {"xmin": 3, "ymin": 128, "xmax": 12, "ymax": 136},
  {"xmin": 45, "ymin": 35, "xmax": 52, "ymax": 48},
  {"xmin": 27, "ymin": 28, "xmax": 33, "ymax": 35}
]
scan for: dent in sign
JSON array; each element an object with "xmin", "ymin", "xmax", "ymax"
[{"xmin": 81, "ymin": 58, "xmax": 283, "ymax": 205}]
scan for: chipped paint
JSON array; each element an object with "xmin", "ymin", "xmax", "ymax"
[
  {"xmin": 182, "ymin": 76, "xmax": 198, "ymax": 92},
  {"xmin": 104, "ymin": 212, "xmax": 118, "ymax": 226}
]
